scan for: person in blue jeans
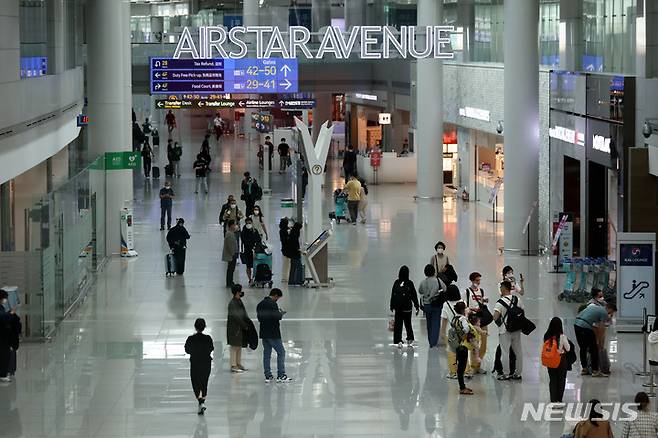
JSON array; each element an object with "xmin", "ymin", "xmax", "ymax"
[
  {"xmin": 418, "ymin": 264, "xmax": 444, "ymax": 348},
  {"xmin": 256, "ymin": 288, "xmax": 292, "ymax": 383}
]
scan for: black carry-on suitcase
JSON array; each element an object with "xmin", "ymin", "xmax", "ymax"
[
  {"xmin": 165, "ymin": 164, "xmax": 174, "ymax": 177},
  {"xmin": 166, "ymin": 253, "xmax": 177, "ymax": 276},
  {"xmin": 152, "ymin": 166, "xmax": 160, "ymax": 178}
]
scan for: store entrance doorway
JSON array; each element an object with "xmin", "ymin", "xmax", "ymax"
[
  {"xmin": 587, "ymin": 161, "xmax": 608, "ymax": 257},
  {"xmin": 563, "ymin": 156, "xmax": 581, "ymax": 256}
]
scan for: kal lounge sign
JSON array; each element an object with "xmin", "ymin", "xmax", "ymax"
[{"xmin": 174, "ymin": 26, "xmax": 455, "ymax": 60}]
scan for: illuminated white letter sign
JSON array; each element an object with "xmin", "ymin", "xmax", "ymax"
[
  {"xmin": 173, "ymin": 26, "xmax": 455, "ymax": 60},
  {"xmin": 592, "ymin": 135, "xmax": 611, "ymax": 154}
]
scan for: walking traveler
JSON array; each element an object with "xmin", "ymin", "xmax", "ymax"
[
  {"xmin": 165, "ymin": 110, "xmax": 176, "ymax": 134},
  {"xmin": 277, "ymin": 138, "xmax": 290, "ymax": 173},
  {"xmin": 159, "ymin": 181, "xmax": 175, "ymax": 230},
  {"xmin": 358, "ymin": 178, "xmax": 368, "ymax": 223},
  {"xmin": 240, "ymin": 217, "xmax": 261, "ymax": 285},
  {"xmin": 223, "ymin": 220, "xmax": 240, "ymax": 288},
  {"xmin": 464, "ymin": 272, "xmax": 490, "ymax": 374},
  {"xmin": 279, "ymin": 218, "xmax": 291, "ymax": 283},
  {"xmin": 166, "ymin": 218, "xmax": 190, "ymax": 275},
  {"xmin": 440, "ymin": 285, "xmax": 464, "ymax": 379},
  {"xmin": 264, "ymin": 136, "xmax": 274, "ymax": 170},
  {"xmin": 227, "ymin": 284, "xmax": 253, "ymax": 373},
  {"xmin": 250, "ymin": 205, "xmax": 269, "ymax": 240},
  {"xmin": 241, "ymin": 172, "xmax": 262, "ymax": 216},
  {"xmin": 573, "ymin": 399, "xmax": 614, "ymax": 438},
  {"xmin": 418, "ymin": 264, "xmax": 443, "ymax": 348},
  {"xmin": 171, "ymin": 142, "xmax": 182, "ymax": 177},
  {"xmin": 193, "ymin": 154, "xmax": 209, "ymax": 194},
  {"xmin": 574, "ymin": 302, "xmax": 617, "ymax": 377},
  {"xmin": 390, "ymin": 266, "xmax": 420, "ymax": 348},
  {"xmin": 221, "ymin": 198, "xmax": 244, "ymax": 234},
  {"xmin": 184, "ymin": 318, "xmax": 214, "ymax": 415},
  {"xmin": 343, "ymin": 175, "xmax": 362, "ymax": 225},
  {"xmin": 257, "ymin": 288, "xmax": 292, "ymax": 382},
  {"xmin": 542, "ymin": 317, "xmax": 570, "ymax": 403},
  {"xmin": 141, "ymin": 140, "xmax": 153, "ymax": 178},
  {"xmin": 620, "ymin": 391, "xmax": 658, "ymax": 438},
  {"xmin": 492, "ymin": 281, "xmax": 524, "ymax": 381},
  {"xmin": 430, "ymin": 241, "xmax": 450, "ymax": 275},
  {"xmin": 219, "ymin": 195, "xmax": 238, "ymax": 235},
  {"xmin": 213, "ymin": 113, "xmax": 223, "ymax": 141},
  {"xmin": 342, "ymin": 144, "xmax": 357, "ymax": 179},
  {"xmin": 447, "ymin": 301, "xmax": 474, "ymax": 395}
]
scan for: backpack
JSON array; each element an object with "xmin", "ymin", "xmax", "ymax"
[
  {"xmin": 497, "ymin": 296, "xmax": 524, "ymax": 332},
  {"xmin": 541, "ymin": 337, "xmax": 562, "ymax": 368},
  {"xmin": 254, "ymin": 183, "xmax": 263, "ymax": 201},
  {"xmin": 447, "ymin": 315, "xmax": 467, "ymax": 351}
]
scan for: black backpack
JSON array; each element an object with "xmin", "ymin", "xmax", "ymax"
[
  {"xmin": 497, "ymin": 296, "xmax": 524, "ymax": 332},
  {"xmin": 254, "ymin": 183, "xmax": 263, "ymax": 201}
]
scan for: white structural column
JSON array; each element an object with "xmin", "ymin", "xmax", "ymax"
[
  {"xmin": 415, "ymin": 0, "xmax": 444, "ymax": 200},
  {"xmin": 312, "ymin": 0, "xmax": 331, "ymax": 34},
  {"xmin": 345, "ymin": 0, "xmax": 367, "ymax": 29},
  {"xmin": 559, "ymin": 0, "xmax": 582, "ymax": 71},
  {"xmin": 86, "ymin": 0, "xmax": 133, "ymax": 256},
  {"xmin": 122, "ymin": 0, "xmax": 132, "ymax": 153},
  {"xmin": 243, "ymin": 0, "xmax": 258, "ymax": 141},
  {"xmin": 504, "ymin": 0, "xmax": 539, "ymax": 251}
]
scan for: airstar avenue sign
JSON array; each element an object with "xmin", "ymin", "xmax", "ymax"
[{"xmin": 174, "ymin": 26, "xmax": 455, "ymax": 60}]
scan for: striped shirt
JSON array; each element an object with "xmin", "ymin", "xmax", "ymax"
[{"xmin": 621, "ymin": 411, "xmax": 658, "ymax": 438}]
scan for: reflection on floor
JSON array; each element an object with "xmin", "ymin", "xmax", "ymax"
[{"xmin": 0, "ymin": 125, "xmax": 646, "ymax": 437}]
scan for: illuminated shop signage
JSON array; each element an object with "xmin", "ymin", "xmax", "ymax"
[
  {"xmin": 459, "ymin": 107, "xmax": 490, "ymax": 122},
  {"xmin": 592, "ymin": 134, "xmax": 611, "ymax": 153},
  {"xmin": 174, "ymin": 26, "xmax": 454, "ymax": 60},
  {"xmin": 378, "ymin": 113, "xmax": 391, "ymax": 124},
  {"xmin": 549, "ymin": 125, "xmax": 585, "ymax": 146},
  {"xmin": 354, "ymin": 93, "xmax": 378, "ymax": 101}
]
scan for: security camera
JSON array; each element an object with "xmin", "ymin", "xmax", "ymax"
[
  {"xmin": 496, "ymin": 121, "xmax": 504, "ymax": 135},
  {"xmin": 643, "ymin": 121, "xmax": 653, "ymax": 139}
]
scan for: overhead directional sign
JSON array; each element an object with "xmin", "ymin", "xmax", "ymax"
[
  {"xmin": 155, "ymin": 98, "xmax": 315, "ymax": 110},
  {"xmin": 150, "ymin": 58, "xmax": 298, "ymax": 94}
]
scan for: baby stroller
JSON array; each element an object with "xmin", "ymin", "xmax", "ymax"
[
  {"xmin": 252, "ymin": 241, "xmax": 273, "ymax": 288},
  {"xmin": 329, "ymin": 189, "xmax": 348, "ymax": 223}
]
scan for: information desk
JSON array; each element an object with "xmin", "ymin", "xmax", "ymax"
[
  {"xmin": 303, "ymin": 229, "xmax": 333, "ymax": 288},
  {"xmin": 356, "ymin": 152, "xmax": 417, "ymax": 184}
]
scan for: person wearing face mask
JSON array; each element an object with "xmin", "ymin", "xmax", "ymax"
[
  {"xmin": 430, "ymin": 242, "xmax": 450, "ymax": 276},
  {"xmin": 250, "ymin": 205, "xmax": 269, "ymax": 241},
  {"xmin": 223, "ymin": 220, "xmax": 240, "ymax": 288},
  {"xmin": 502, "ymin": 265, "xmax": 524, "ymax": 296},
  {"xmin": 166, "ymin": 218, "xmax": 190, "ymax": 275},
  {"xmin": 240, "ymin": 217, "xmax": 261, "ymax": 285},
  {"xmin": 219, "ymin": 195, "xmax": 236, "ymax": 235},
  {"xmin": 159, "ymin": 181, "xmax": 175, "ymax": 231},
  {"xmin": 222, "ymin": 198, "xmax": 244, "ymax": 240},
  {"xmin": 227, "ymin": 284, "xmax": 253, "ymax": 373},
  {"xmin": 287, "ymin": 222, "xmax": 304, "ymax": 286},
  {"xmin": 463, "ymin": 272, "xmax": 490, "ymax": 374}
]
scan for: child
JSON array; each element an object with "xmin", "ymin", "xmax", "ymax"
[{"xmin": 465, "ymin": 313, "xmax": 484, "ymax": 367}]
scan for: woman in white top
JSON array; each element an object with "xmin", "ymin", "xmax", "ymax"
[
  {"xmin": 250, "ymin": 205, "xmax": 269, "ymax": 241},
  {"xmin": 439, "ymin": 285, "xmax": 465, "ymax": 379},
  {"xmin": 543, "ymin": 317, "xmax": 571, "ymax": 403}
]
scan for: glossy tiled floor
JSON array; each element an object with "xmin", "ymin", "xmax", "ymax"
[{"xmin": 0, "ymin": 122, "xmax": 649, "ymax": 437}]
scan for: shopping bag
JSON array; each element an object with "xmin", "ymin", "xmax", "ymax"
[{"xmin": 388, "ymin": 314, "xmax": 395, "ymax": 332}]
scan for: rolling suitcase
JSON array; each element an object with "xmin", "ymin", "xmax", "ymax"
[
  {"xmin": 165, "ymin": 253, "xmax": 177, "ymax": 276},
  {"xmin": 152, "ymin": 166, "xmax": 160, "ymax": 178},
  {"xmin": 165, "ymin": 164, "xmax": 174, "ymax": 177}
]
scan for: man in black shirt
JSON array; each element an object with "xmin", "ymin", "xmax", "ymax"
[
  {"xmin": 193, "ymin": 154, "xmax": 209, "ymax": 194},
  {"xmin": 342, "ymin": 144, "xmax": 357, "ymax": 181},
  {"xmin": 257, "ymin": 288, "xmax": 292, "ymax": 382},
  {"xmin": 277, "ymin": 138, "xmax": 290, "ymax": 174},
  {"xmin": 159, "ymin": 181, "xmax": 175, "ymax": 230},
  {"xmin": 264, "ymin": 135, "xmax": 275, "ymax": 170},
  {"xmin": 166, "ymin": 218, "xmax": 190, "ymax": 275}
]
